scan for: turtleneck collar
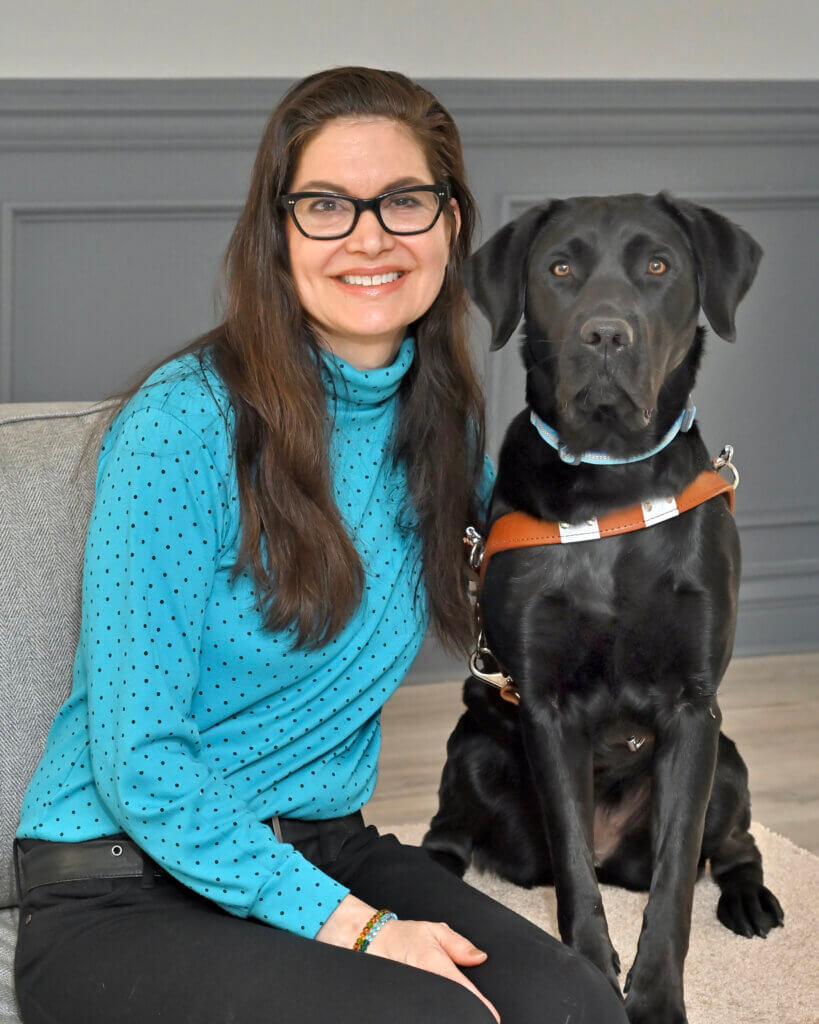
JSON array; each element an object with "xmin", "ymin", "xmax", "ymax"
[{"xmin": 318, "ymin": 334, "xmax": 416, "ymax": 408}]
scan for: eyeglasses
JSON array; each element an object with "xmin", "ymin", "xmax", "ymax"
[{"xmin": 279, "ymin": 183, "xmax": 452, "ymax": 240}]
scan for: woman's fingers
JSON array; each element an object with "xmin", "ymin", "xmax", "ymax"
[
  {"xmin": 433, "ymin": 921, "xmax": 489, "ymax": 965},
  {"xmin": 366, "ymin": 919, "xmax": 499, "ymax": 1022},
  {"xmin": 427, "ymin": 951, "xmax": 500, "ymax": 1023},
  {"xmin": 429, "ymin": 923, "xmax": 498, "ymax": 1021}
]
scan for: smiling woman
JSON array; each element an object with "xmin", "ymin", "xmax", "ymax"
[{"xmin": 13, "ymin": 66, "xmax": 628, "ymax": 1024}]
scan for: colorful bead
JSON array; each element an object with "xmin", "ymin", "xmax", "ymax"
[{"xmin": 353, "ymin": 909, "xmax": 398, "ymax": 952}]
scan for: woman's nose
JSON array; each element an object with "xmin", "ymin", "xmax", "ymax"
[{"xmin": 345, "ymin": 209, "xmax": 395, "ymax": 254}]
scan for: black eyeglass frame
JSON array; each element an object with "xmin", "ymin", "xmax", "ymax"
[{"xmin": 279, "ymin": 183, "xmax": 452, "ymax": 240}]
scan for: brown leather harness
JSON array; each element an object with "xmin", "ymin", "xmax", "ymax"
[{"xmin": 465, "ymin": 461, "xmax": 737, "ymax": 707}]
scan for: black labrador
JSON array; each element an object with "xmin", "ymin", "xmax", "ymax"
[{"xmin": 423, "ymin": 193, "xmax": 784, "ymax": 1024}]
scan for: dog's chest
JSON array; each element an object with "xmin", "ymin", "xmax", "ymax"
[{"xmin": 537, "ymin": 537, "xmax": 622, "ymax": 620}]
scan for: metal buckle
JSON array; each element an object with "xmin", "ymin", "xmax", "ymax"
[
  {"xmin": 713, "ymin": 444, "xmax": 739, "ymax": 489},
  {"xmin": 464, "ymin": 525, "xmax": 485, "ymax": 571}
]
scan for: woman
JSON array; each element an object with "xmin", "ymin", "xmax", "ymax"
[{"xmin": 14, "ymin": 67, "xmax": 628, "ymax": 1024}]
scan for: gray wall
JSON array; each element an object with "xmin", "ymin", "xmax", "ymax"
[
  {"xmin": 0, "ymin": 79, "xmax": 817, "ymax": 679},
  {"xmin": 2, "ymin": 0, "xmax": 817, "ymax": 78}
]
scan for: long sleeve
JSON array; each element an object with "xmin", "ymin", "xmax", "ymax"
[{"xmin": 83, "ymin": 401, "xmax": 350, "ymax": 938}]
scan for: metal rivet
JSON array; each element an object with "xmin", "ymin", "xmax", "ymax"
[
  {"xmin": 645, "ymin": 502, "xmax": 653, "ymax": 511},
  {"xmin": 559, "ymin": 522, "xmax": 570, "ymax": 529},
  {"xmin": 111, "ymin": 844, "xmax": 123, "ymax": 857},
  {"xmin": 586, "ymin": 519, "xmax": 595, "ymax": 526},
  {"xmin": 666, "ymin": 497, "xmax": 674, "ymax": 504},
  {"xmin": 25, "ymin": 913, "xmax": 32, "ymax": 925}
]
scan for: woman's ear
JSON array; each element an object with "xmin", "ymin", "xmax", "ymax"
[{"xmin": 448, "ymin": 197, "xmax": 461, "ymax": 243}]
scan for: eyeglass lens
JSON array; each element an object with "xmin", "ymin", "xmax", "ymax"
[{"xmin": 292, "ymin": 190, "xmax": 441, "ymax": 237}]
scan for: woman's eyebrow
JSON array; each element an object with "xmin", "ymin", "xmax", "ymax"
[{"xmin": 293, "ymin": 176, "xmax": 429, "ymax": 193}]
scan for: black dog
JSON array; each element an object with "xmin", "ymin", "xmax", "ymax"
[{"xmin": 423, "ymin": 193, "xmax": 784, "ymax": 1024}]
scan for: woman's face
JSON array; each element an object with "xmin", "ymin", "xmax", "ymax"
[{"xmin": 285, "ymin": 117, "xmax": 460, "ymax": 370}]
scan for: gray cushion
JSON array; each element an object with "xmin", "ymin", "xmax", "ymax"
[
  {"xmin": 0, "ymin": 401, "xmax": 118, "ymax": 910},
  {"xmin": 0, "ymin": 908, "xmax": 20, "ymax": 1023}
]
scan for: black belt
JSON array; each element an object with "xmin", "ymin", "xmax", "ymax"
[{"xmin": 15, "ymin": 811, "xmax": 366, "ymax": 901}]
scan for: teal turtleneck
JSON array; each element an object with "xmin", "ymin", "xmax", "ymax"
[
  {"xmin": 17, "ymin": 333, "xmax": 494, "ymax": 941},
  {"xmin": 319, "ymin": 332, "xmax": 415, "ymax": 407}
]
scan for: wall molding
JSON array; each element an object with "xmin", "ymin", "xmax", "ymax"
[
  {"xmin": 743, "ymin": 556, "xmax": 819, "ymax": 584},
  {"xmin": 502, "ymin": 190, "xmax": 819, "ymax": 223},
  {"xmin": 0, "ymin": 199, "xmax": 242, "ymax": 402},
  {"xmin": 0, "ymin": 79, "xmax": 817, "ymax": 152}
]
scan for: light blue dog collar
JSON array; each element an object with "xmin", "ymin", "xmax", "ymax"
[{"xmin": 530, "ymin": 400, "xmax": 696, "ymax": 466}]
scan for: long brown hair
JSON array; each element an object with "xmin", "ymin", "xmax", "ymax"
[{"xmin": 89, "ymin": 66, "xmax": 485, "ymax": 655}]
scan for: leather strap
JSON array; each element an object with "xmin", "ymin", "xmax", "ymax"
[
  {"xmin": 15, "ymin": 810, "xmax": 368, "ymax": 900},
  {"xmin": 15, "ymin": 835, "xmax": 158, "ymax": 899},
  {"xmin": 480, "ymin": 470, "xmax": 734, "ymax": 584}
]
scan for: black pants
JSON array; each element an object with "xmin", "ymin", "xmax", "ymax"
[{"xmin": 14, "ymin": 818, "xmax": 627, "ymax": 1024}]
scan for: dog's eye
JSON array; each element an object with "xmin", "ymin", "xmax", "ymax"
[
  {"xmin": 648, "ymin": 258, "xmax": 668, "ymax": 275},
  {"xmin": 550, "ymin": 261, "xmax": 572, "ymax": 277}
]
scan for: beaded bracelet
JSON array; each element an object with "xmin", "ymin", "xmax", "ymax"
[{"xmin": 353, "ymin": 909, "xmax": 398, "ymax": 952}]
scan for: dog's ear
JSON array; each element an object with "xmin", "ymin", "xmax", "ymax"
[
  {"xmin": 655, "ymin": 191, "xmax": 763, "ymax": 342},
  {"xmin": 462, "ymin": 202, "xmax": 561, "ymax": 350}
]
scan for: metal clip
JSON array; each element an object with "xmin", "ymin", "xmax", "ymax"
[
  {"xmin": 713, "ymin": 444, "xmax": 739, "ymax": 490},
  {"xmin": 469, "ymin": 629, "xmax": 515, "ymax": 691},
  {"xmin": 464, "ymin": 525, "xmax": 485, "ymax": 571}
]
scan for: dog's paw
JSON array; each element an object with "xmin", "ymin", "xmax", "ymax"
[
  {"xmin": 717, "ymin": 881, "xmax": 784, "ymax": 937},
  {"xmin": 624, "ymin": 963, "xmax": 686, "ymax": 1024},
  {"xmin": 624, "ymin": 989, "xmax": 687, "ymax": 1024},
  {"xmin": 572, "ymin": 922, "xmax": 621, "ymax": 993}
]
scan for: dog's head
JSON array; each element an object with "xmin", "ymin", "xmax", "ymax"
[{"xmin": 463, "ymin": 192, "xmax": 762, "ymax": 458}]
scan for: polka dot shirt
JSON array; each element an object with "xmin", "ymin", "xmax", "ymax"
[{"xmin": 17, "ymin": 334, "xmax": 496, "ymax": 939}]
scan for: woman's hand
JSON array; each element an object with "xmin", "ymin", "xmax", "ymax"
[
  {"xmin": 368, "ymin": 918, "xmax": 500, "ymax": 1022},
  {"xmin": 316, "ymin": 895, "xmax": 499, "ymax": 1022}
]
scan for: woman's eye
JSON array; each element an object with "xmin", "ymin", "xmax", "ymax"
[
  {"xmin": 310, "ymin": 198, "xmax": 341, "ymax": 213},
  {"xmin": 550, "ymin": 261, "xmax": 572, "ymax": 277},
  {"xmin": 648, "ymin": 257, "xmax": 668, "ymax": 275},
  {"xmin": 386, "ymin": 195, "xmax": 419, "ymax": 209}
]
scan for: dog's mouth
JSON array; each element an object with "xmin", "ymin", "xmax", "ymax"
[{"xmin": 553, "ymin": 376, "xmax": 655, "ymax": 454}]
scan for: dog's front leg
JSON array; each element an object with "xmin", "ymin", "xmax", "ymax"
[
  {"xmin": 624, "ymin": 696, "xmax": 722, "ymax": 1024},
  {"xmin": 518, "ymin": 700, "xmax": 622, "ymax": 994}
]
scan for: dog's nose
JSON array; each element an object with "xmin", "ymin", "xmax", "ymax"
[{"xmin": 579, "ymin": 318, "xmax": 634, "ymax": 350}]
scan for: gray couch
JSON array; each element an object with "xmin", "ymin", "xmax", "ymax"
[{"xmin": 0, "ymin": 399, "xmax": 119, "ymax": 1023}]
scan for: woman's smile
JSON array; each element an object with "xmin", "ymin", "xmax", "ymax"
[{"xmin": 333, "ymin": 267, "xmax": 409, "ymax": 295}]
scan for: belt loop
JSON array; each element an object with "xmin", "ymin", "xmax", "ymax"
[
  {"xmin": 140, "ymin": 849, "xmax": 162, "ymax": 889},
  {"xmin": 271, "ymin": 816, "xmax": 284, "ymax": 843}
]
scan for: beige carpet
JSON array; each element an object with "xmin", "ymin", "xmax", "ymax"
[{"xmin": 387, "ymin": 821, "xmax": 819, "ymax": 1024}]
